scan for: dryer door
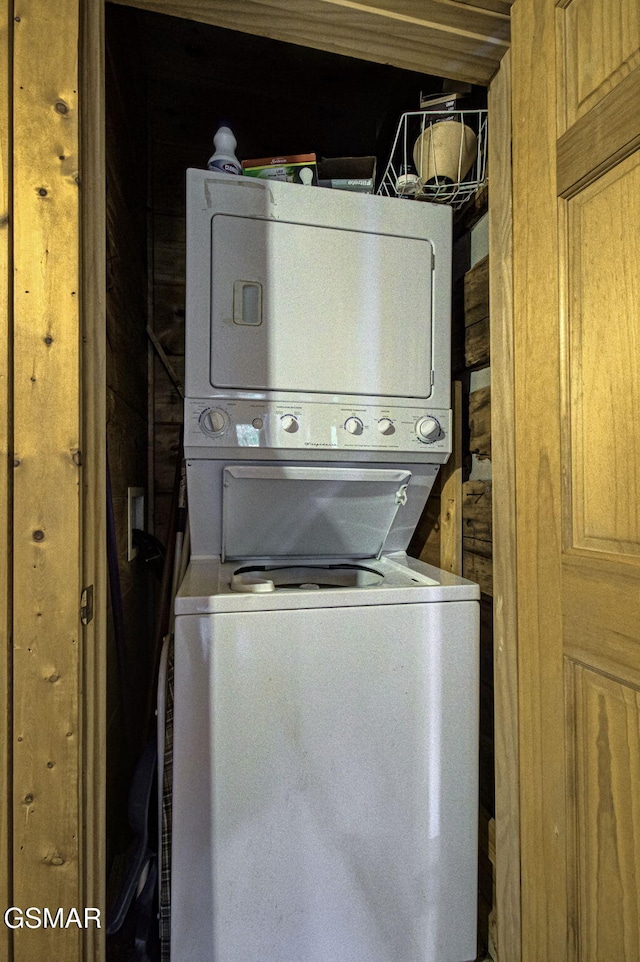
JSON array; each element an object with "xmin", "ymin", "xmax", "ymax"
[
  {"xmin": 208, "ymin": 214, "xmax": 434, "ymax": 399},
  {"xmin": 221, "ymin": 465, "xmax": 411, "ymax": 561}
]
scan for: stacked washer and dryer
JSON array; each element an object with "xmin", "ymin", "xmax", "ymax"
[{"xmin": 167, "ymin": 169, "xmax": 480, "ymax": 962}]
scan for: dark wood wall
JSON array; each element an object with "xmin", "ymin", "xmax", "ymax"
[
  {"xmin": 463, "ymin": 249, "xmax": 495, "ymax": 952},
  {"xmin": 410, "ymin": 195, "xmax": 495, "ymax": 954},
  {"xmin": 105, "ymin": 4, "xmax": 153, "ymax": 866},
  {"xmin": 459, "ymin": 222, "xmax": 495, "ymax": 954}
]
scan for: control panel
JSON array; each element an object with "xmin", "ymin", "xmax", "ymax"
[{"xmin": 185, "ymin": 398, "xmax": 452, "ymax": 457}]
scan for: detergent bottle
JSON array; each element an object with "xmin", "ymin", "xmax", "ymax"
[{"xmin": 207, "ymin": 126, "xmax": 242, "ymax": 175}]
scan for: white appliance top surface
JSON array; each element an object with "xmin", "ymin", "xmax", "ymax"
[{"xmin": 175, "ymin": 554, "xmax": 480, "ymax": 615}]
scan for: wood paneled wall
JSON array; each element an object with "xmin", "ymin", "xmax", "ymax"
[
  {"xmin": 104, "ymin": 4, "xmax": 153, "ymax": 857},
  {"xmin": 461, "ymin": 242, "xmax": 496, "ymax": 958},
  {"xmin": 0, "ymin": 8, "xmax": 11, "ymax": 962},
  {"xmin": 462, "ymin": 252, "xmax": 497, "ymax": 959},
  {"xmin": 408, "ymin": 195, "xmax": 498, "ymax": 956}
]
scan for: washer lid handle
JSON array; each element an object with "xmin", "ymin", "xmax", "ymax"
[{"xmin": 230, "ymin": 573, "xmax": 275, "ymax": 593}]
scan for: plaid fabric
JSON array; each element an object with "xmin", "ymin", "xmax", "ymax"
[{"xmin": 159, "ymin": 636, "xmax": 174, "ymax": 961}]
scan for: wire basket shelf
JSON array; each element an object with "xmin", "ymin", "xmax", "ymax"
[{"xmin": 377, "ymin": 109, "xmax": 488, "ymax": 209}]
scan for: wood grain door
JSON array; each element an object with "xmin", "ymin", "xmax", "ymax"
[{"xmin": 511, "ymin": 1, "xmax": 640, "ymax": 959}]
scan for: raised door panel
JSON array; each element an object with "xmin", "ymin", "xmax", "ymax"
[
  {"xmin": 559, "ymin": 0, "xmax": 640, "ymax": 126},
  {"xmin": 566, "ymin": 150, "xmax": 640, "ymax": 557},
  {"xmin": 566, "ymin": 664, "xmax": 640, "ymax": 962},
  {"xmin": 560, "ymin": 136, "xmax": 640, "ymax": 958},
  {"xmin": 559, "ymin": 16, "xmax": 640, "ymax": 958},
  {"xmin": 563, "ymin": 555, "xmax": 640, "ymax": 689}
]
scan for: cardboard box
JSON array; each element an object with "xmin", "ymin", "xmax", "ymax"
[
  {"xmin": 419, "ymin": 90, "xmax": 466, "ymax": 112},
  {"xmin": 317, "ymin": 156, "xmax": 376, "ymax": 193},
  {"xmin": 241, "ymin": 153, "xmax": 318, "ymax": 185}
]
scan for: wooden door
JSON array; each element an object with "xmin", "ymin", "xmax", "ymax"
[{"xmin": 511, "ymin": 1, "xmax": 640, "ymax": 959}]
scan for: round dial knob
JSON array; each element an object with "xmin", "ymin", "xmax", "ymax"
[
  {"xmin": 344, "ymin": 417, "xmax": 364, "ymax": 436},
  {"xmin": 377, "ymin": 418, "xmax": 395, "ymax": 436},
  {"xmin": 201, "ymin": 407, "xmax": 228, "ymax": 436},
  {"xmin": 415, "ymin": 416, "xmax": 441, "ymax": 443},
  {"xmin": 280, "ymin": 414, "xmax": 299, "ymax": 433}
]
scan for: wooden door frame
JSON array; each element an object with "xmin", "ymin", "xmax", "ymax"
[
  {"xmin": 79, "ymin": 4, "xmax": 107, "ymax": 960},
  {"xmin": 1, "ymin": 6, "xmax": 12, "ymax": 962},
  {"xmin": 6, "ymin": 3, "xmax": 94, "ymax": 961},
  {"xmin": 1, "ymin": 3, "xmax": 519, "ymax": 961},
  {"xmin": 488, "ymin": 48, "xmax": 521, "ymax": 962}
]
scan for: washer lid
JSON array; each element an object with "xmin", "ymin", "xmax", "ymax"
[{"xmin": 221, "ymin": 465, "xmax": 411, "ymax": 561}]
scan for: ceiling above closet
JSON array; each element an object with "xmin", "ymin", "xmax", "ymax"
[{"xmin": 110, "ymin": 0, "xmax": 513, "ymax": 84}]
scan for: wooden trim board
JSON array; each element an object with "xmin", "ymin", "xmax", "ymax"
[
  {"xmin": 488, "ymin": 49, "xmax": 521, "ymax": 962},
  {"xmin": 11, "ymin": 2, "xmax": 83, "ymax": 959},
  {"xmin": 439, "ymin": 379, "xmax": 463, "ymax": 575},
  {"xmin": 80, "ymin": 2, "xmax": 107, "ymax": 959},
  {"xmin": 511, "ymin": 0, "xmax": 567, "ymax": 954},
  {"xmin": 0, "ymin": 5, "xmax": 13, "ymax": 961}
]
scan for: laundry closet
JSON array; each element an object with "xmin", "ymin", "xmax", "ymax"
[
  {"xmin": 104, "ymin": 5, "xmax": 494, "ymax": 959},
  {"xmin": 6, "ymin": 4, "xmax": 638, "ymax": 962}
]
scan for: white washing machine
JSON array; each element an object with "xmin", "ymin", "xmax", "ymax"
[
  {"xmin": 171, "ymin": 553, "xmax": 478, "ymax": 962},
  {"xmin": 166, "ymin": 171, "xmax": 480, "ymax": 962}
]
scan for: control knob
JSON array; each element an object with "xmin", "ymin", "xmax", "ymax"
[
  {"xmin": 201, "ymin": 407, "xmax": 229, "ymax": 436},
  {"xmin": 280, "ymin": 415, "xmax": 299, "ymax": 433},
  {"xmin": 344, "ymin": 417, "xmax": 364, "ymax": 436},
  {"xmin": 377, "ymin": 418, "xmax": 395, "ymax": 436},
  {"xmin": 415, "ymin": 416, "xmax": 441, "ymax": 443}
]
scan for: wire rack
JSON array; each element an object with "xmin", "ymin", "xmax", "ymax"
[{"xmin": 377, "ymin": 109, "xmax": 488, "ymax": 209}]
